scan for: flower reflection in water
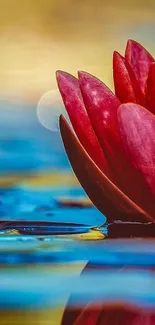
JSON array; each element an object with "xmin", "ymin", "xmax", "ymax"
[
  {"xmin": 62, "ymin": 304, "xmax": 155, "ymax": 325},
  {"xmin": 61, "ymin": 262, "xmax": 155, "ymax": 325},
  {"xmin": 60, "ymin": 239, "xmax": 155, "ymax": 325}
]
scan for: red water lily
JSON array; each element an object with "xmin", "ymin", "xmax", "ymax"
[{"xmin": 56, "ymin": 40, "xmax": 155, "ymax": 223}]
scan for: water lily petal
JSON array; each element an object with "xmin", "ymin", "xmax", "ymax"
[
  {"xmin": 56, "ymin": 71, "xmax": 108, "ymax": 173},
  {"xmin": 78, "ymin": 71, "xmax": 122, "ymax": 186},
  {"xmin": 78, "ymin": 71, "xmax": 152, "ymax": 212},
  {"xmin": 125, "ymin": 40, "xmax": 154, "ymax": 95},
  {"xmin": 113, "ymin": 51, "xmax": 137, "ymax": 103},
  {"xmin": 118, "ymin": 103, "xmax": 155, "ymax": 217},
  {"xmin": 113, "ymin": 51, "xmax": 145, "ymax": 105},
  {"xmin": 59, "ymin": 115, "xmax": 151, "ymax": 222},
  {"xmin": 146, "ymin": 62, "xmax": 155, "ymax": 114}
]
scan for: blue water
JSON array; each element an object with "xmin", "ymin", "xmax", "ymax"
[
  {"xmin": 0, "ymin": 238, "xmax": 155, "ymax": 310},
  {"xmin": 0, "ymin": 99, "xmax": 69, "ymax": 173},
  {"xmin": 1, "ymin": 267, "xmax": 155, "ymax": 310},
  {"xmin": 0, "ymin": 99, "xmax": 106, "ymax": 228},
  {"xmin": 0, "ymin": 185, "xmax": 106, "ymax": 227}
]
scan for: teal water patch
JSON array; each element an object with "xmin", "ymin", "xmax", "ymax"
[
  {"xmin": 0, "ymin": 100, "xmax": 69, "ymax": 173},
  {"xmin": 0, "ymin": 186, "xmax": 106, "ymax": 228}
]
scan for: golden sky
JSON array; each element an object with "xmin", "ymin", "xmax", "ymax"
[{"xmin": 1, "ymin": 0, "xmax": 155, "ymax": 102}]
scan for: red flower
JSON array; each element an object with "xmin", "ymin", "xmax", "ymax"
[{"xmin": 56, "ymin": 40, "xmax": 155, "ymax": 223}]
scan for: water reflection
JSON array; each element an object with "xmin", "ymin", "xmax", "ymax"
[{"xmin": 1, "ymin": 237, "xmax": 155, "ymax": 325}]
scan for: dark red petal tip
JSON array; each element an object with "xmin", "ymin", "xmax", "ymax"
[
  {"xmin": 125, "ymin": 39, "xmax": 154, "ymax": 59},
  {"xmin": 113, "ymin": 51, "xmax": 137, "ymax": 103},
  {"xmin": 56, "ymin": 70, "xmax": 79, "ymax": 89},
  {"xmin": 56, "ymin": 70, "xmax": 73, "ymax": 81},
  {"xmin": 125, "ymin": 40, "xmax": 154, "ymax": 95},
  {"xmin": 56, "ymin": 70, "xmax": 65, "ymax": 77}
]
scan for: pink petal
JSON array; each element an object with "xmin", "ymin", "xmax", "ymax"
[
  {"xmin": 113, "ymin": 51, "xmax": 145, "ymax": 105},
  {"xmin": 146, "ymin": 62, "xmax": 155, "ymax": 114},
  {"xmin": 60, "ymin": 115, "xmax": 151, "ymax": 222},
  {"xmin": 125, "ymin": 40, "xmax": 154, "ymax": 95},
  {"xmin": 118, "ymin": 103, "xmax": 155, "ymax": 216},
  {"xmin": 78, "ymin": 71, "xmax": 121, "ymax": 186},
  {"xmin": 56, "ymin": 71, "xmax": 108, "ymax": 174},
  {"xmin": 78, "ymin": 72, "xmax": 153, "ymax": 214},
  {"xmin": 113, "ymin": 51, "xmax": 137, "ymax": 103}
]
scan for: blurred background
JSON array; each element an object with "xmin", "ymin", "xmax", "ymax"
[
  {"xmin": 0, "ymin": 0, "xmax": 155, "ymax": 176},
  {"xmin": 1, "ymin": 0, "xmax": 155, "ymax": 100},
  {"xmin": 0, "ymin": 0, "xmax": 155, "ymax": 177}
]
